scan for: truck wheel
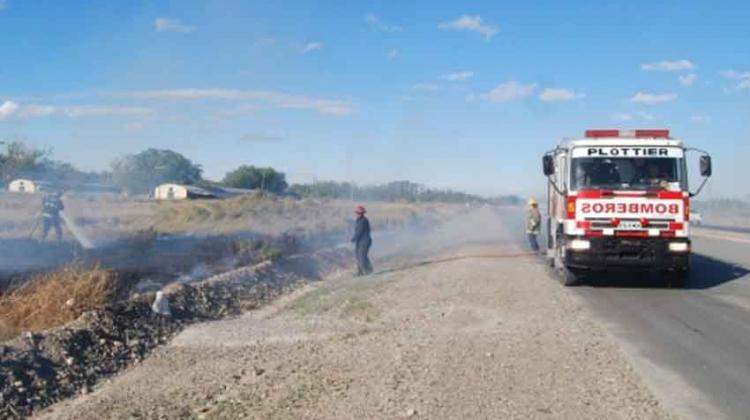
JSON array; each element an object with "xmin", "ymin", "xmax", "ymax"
[
  {"xmin": 554, "ymin": 245, "xmax": 582, "ymax": 286},
  {"xmin": 560, "ymin": 266, "xmax": 583, "ymax": 286}
]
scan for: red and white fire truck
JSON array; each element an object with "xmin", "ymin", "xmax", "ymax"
[{"xmin": 542, "ymin": 129, "xmax": 712, "ymax": 287}]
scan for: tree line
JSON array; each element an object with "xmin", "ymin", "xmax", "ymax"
[
  {"xmin": 288, "ymin": 180, "xmax": 495, "ymax": 204},
  {"xmin": 0, "ymin": 142, "xmax": 286, "ymax": 195},
  {"xmin": 0, "ymin": 142, "xmax": 107, "ymax": 186},
  {"xmin": 0, "ymin": 141, "xmax": 521, "ymax": 204}
]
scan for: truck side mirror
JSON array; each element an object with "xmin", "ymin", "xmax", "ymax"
[
  {"xmin": 700, "ymin": 155, "xmax": 712, "ymax": 177},
  {"xmin": 543, "ymin": 155, "xmax": 554, "ymax": 176}
]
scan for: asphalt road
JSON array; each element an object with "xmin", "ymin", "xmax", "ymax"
[{"xmin": 499, "ymin": 207, "xmax": 750, "ymax": 420}]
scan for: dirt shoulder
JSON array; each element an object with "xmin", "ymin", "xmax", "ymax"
[{"xmin": 37, "ymin": 210, "xmax": 672, "ymax": 419}]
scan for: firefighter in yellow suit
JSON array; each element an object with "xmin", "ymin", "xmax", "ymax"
[{"xmin": 527, "ymin": 198, "xmax": 542, "ymax": 252}]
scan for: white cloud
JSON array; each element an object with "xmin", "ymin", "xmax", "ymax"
[
  {"xmin": 721, "ymin": 70, "xmax": 750, "ymax": 90},
  {"xmin": 722, "ymin": 70, "xmax": 750, "ymax": 79},
  {"xmin": 0, "ymin": 100, "xmax": 19, "ymax": 120},
  {"xmin": 678, "ymin": 73, "xmax": 697, "ymax": 86},
  {"xmin": 253, "ymin": 37, "xmax": 276, "ymax": 48},
  {"xmin": 479, "ymin": 81, "xmax": 536, "ymax": 102},
  {"xmin": 386, "ymin": 48, "xmax": 399, "ymax": 60},
  {"xmin": 440, "ymin": 71, "xmax": 474, "ymax": 81},
  {"xmin": 154, "ymin": 18, "xmax": 195, "ymax": 33},
  {"xmin": 125, "ymin": 121, "xmax": 146, "ymax": 132},
  {"xmin": 365, "ymin": 14, "xmax": 402, "ymax": 32},
  {"xmin": 412, "ymin": 83, "xmax": 440, "ymax": 92},
  {"xmin": 0, "ymin": 101, "xmax": 152, "ymax": 119},
  {"xmin": 29, "ymin": 105, "xmax": 151, "ymax": 118},
  {"xmin": 221, "ymin": 104, "xmax": 262, "ymax": 117},
  {"xmin": 239, "ymin": 131, "xmax": 285, "ymax": 143},
  {"xmin": 610, "ymin": 111, "xmax": 656, "ymax": 121},
  {"xmin": 0, "ymin": 0, "xmax": 8, "ymax": 11},
  {"xmin": 121, "ymin": 89, "xmax": 354, "ymax": 116},
  {"xmin": 302, "ymin": 42, "xmax": 323, "ymax": 53},
  {"xmin": 631, "ymin": 92, "xmax": 677, "ymax": 104},
  {"xmin": 61, "ymin": 106, "xmax": 153, "ymax": 117},
  {"xmin": 640, "ymin": 60, "xmax": 695, "ymax": 72},
  {"xmin": 610, "ymin": 112, "xmax": 634, "ymax": 121},
  {"xmin": 124, "ymin": 88, "xmax": 242, "ymax": 100},
  {"xmin": 691, "ymin": 114, "xmax": 710, "ymax": 123},
  {"xmin": 20, "ymin": 104, "xmax": 57, "ymax": 118},
  {"xmin": 538, "ymin": 88, "xmax": 583, "ymax": 102},
  {"xmin": 636, "ymin": 111, "xmax": 655, "ymax": 120},
  {"xmin": 235, "ymin": 104, "xmax": 261, "ymax": 113},
  {"xmin": 438, "ymin": 15, "xmax": 498, "ymax": 40}
]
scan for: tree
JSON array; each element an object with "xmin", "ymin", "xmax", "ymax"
[
  {"xmin": 288, "ymin": 179, "xmax": 485, "ymax": 203},
  {"xmin": 222, "ymin": 165, "xmax": 288, "ymax": 193},
  {"xmin": 111, "ymin": 148, "xmax": 202, "ymax": 195},
  {"xmin": 0, "ymin": 141, "xmax": 48, "ymax": 183}
]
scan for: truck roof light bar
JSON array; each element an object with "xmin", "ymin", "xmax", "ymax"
[{"xmin": 584, "ymin": 129, "xmax": 670, "ymax": 139}]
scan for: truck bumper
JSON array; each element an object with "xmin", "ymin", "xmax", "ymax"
[{"xmin": 564, "ymin": 237, "xmax": 689, "ymax": 272}]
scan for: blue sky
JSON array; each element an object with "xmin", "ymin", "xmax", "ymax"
[{"xmin": 0, "ymin": 0, "xmax": 748, "ymax": 197}]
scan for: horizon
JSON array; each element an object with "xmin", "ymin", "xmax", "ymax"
[{"xmin": 1, "ymin": 0, "xmax": 748, "ymax": 198}]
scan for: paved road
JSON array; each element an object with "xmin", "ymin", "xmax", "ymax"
[{"xmin": 500, "ymin": 207, "xmax": 750, "ymax": 420}]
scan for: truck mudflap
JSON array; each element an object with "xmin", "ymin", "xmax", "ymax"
[{"xmin": 564, "ymin": 236, "xmax": 689, "ymax": 271}]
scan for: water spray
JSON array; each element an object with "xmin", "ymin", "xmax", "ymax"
[{"xmin": 60, "ymin": 211, "xmax": 95, "ymax": 250}]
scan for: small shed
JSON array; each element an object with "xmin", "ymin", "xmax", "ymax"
[
  {"xmin": 153, "ymin": 183, "xmax": 216, "ymax": 200},
  {"xmin": 7, "ymin": 179, "xmax": 50, "ymax": 194}
]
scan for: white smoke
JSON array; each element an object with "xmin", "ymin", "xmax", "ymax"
[{"xmin": 60, "ymin": 211, "xmax": 95, "ymax": 249}]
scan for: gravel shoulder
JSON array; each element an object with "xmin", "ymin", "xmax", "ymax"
[{"xmin": 37, "ymin": 209, "xmax": 673, "ymax": 419}]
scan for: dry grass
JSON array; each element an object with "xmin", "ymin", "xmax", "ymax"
[
  {"xmin": 150, "ymin": 193, "xmax": 460, "ymax": 236},
  {"xmin": 0, "ymin": 192, "xmax": 155, "ymax": 240},
  {"xmin": 0, "ymin": 266, "xmax": 127, "ymax": 341},
  {"xmin": 0, "ymin": 191, "xmax": 463, "ymax": 241}
]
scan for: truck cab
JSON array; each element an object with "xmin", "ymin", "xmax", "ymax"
[{"xmin": 542, "ymin": 129, "xmax": 712, "ymax": 287}]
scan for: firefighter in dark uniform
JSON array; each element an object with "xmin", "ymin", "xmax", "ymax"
[
  {"xmin": 41, "ymin": 191, "xmax": 65, "ymax": 242},
  {"xmin": 351, "ymin": 205, "xmax": 373, "ymax": 276}
]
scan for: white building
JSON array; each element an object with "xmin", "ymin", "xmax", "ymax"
[
  {"xmin": 153, "ymin": 183, "xmax": 215, "ymax": 200},
  {"xmin": 7, "ymin": 179, "xmax": 50, "ymax": 194},
  {"xmin": 153, "ymin": 183, "xmax": 256, "ymax": 200}
]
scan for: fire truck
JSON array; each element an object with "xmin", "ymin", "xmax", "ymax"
[{"xmin": 542, "ymin": 129, "xmax": 712, "ymax": 287}]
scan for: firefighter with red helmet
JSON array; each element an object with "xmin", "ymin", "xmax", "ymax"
[{"xmin": 351, "ymin": 205, "xmax": 373, "ymax": 276}]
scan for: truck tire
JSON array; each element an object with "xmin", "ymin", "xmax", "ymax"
[
  {"xmin": 560, "ymin": 266, "xmax": 583, "ymax": 286},
  {"xmin": 553, "ymin": 243, "xmax": 582, "ymax": 286}
]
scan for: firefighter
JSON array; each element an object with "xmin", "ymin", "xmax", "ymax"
[
  {"xmin": 646, "ymin": 163, "xmax": 670, "ymax": 189},
  {"xmin": 351, "ymin": 205, "xmax": 373, "ymax": 276},
  {"xmin": 527, "ymin": 197, "xmax": 542, "ymax": 252},
  {"xmin": 41, "ymin": 191, "xmax": 65, "ymax": 242}
]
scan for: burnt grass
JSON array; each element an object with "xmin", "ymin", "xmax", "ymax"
[
  {"xmin": 0, "ymin": 247, "xmax": 352, "ymax": 418},
  {"xmin": 0, "ymin": 212, "xmax": 447, "ymax": 418},
  {"xmin": 0, "ymin": 231, "xmax": 296, "ymax": 294}
]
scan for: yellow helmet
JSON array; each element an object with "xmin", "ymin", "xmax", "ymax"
[{"xmin": 528, "ymin": 197, "xmax": 538, "ymax": 206}]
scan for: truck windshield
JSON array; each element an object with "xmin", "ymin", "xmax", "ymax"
[{"xmin": 571, "ymin": 157, "xmax": 686, "ymax": 191}]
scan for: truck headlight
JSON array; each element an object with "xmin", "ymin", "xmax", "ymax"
[
  {"xmin": 568, "ymin": 239, "xmax": 591, "ymax": 251},
  {"xmin": 668, "ymin": 242, "xmax": 690, "ymax": 252}
]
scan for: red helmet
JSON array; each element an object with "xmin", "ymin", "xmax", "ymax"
[{"xmin": 355, "ymin": 205, "xmax": 366, "ymax": 215}]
